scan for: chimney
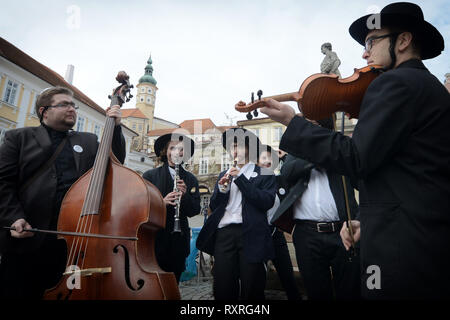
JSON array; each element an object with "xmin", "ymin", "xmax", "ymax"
[
  {"xmin": 445, "ymin": 73, "xmax": 450, "ymax": 93},
  {"xmin": 65, "ymin": 64, "xmax": 74, "ymax": 84}
]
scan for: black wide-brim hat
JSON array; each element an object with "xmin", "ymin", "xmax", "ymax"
[
  {"xmin": 222, "ymin": 128, "xmax": 261, "ymax": 149},
  {"xmin": 154, "ymin": 132, "xmax": 195, "ymax": 159},
  {"xmin": 349, "ymin": 2, "xmax": 444, "ymax": 60},
  {"xmin": 222, "ymin": 128, "xmax": 261, "ymax": 162}
]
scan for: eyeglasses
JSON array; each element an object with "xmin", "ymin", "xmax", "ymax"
[
  {"xmin": 47, "ymin": 101, "xmax": 79, "ymax": 110},
  {"xmin": 364, "ymin": 33, "xmax": 399, "ymax": 53}
]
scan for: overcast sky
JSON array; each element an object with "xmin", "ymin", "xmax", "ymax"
[{"xmin": 1, "ymin": 0, "xmax": 449, "ymax": 126}]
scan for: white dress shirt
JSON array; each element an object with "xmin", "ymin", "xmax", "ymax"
[
  {"xmin": 218, "ymin": 162, "xmax": 255, "ymax": 228},
  {"xmin": 168, "ymin": 166, "xmax": 176, "ymax": 180},
  {"xmin": 293, "ymin": 168, "xmax": 339, "ymax": 222}
]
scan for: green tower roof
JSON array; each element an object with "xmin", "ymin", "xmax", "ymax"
[{"xmin": 139, "ymin": 55, "xmax": 157, "ymax": 85}]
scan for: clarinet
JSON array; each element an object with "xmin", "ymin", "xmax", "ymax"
[
  {"xmin": 224, "ymin": 158, "xmax": 238, "ymax": 188},
  {"xmin": 172, "ymin": 163, "xmax": 182, "ymax": 233}
]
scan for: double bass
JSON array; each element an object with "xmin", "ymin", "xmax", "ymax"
[{"xmin": 44, "ymin": 72, "xmax": 180, "ymax": 300}]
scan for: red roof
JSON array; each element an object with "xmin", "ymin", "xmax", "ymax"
[
  {"xmin": 148, "ymin": 119, "xmax": 235, "ymax": 137},
  {"xmin": 121, "ymin": 108, "xmax": 147, "ymax": 119},
  {"xmin": 0, "ymin": 37, "xmax": 106, "ymax": 115},
  {"xmin": 179, "ymin": 118, "xmax": 216, "ymax": 134}
]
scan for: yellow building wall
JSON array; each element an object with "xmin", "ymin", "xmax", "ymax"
[
  {"xmin": 0, "ymin": 75, "xmax": 6, "ymax": 98},
  {"xmin": 0, "ymin": 103, "xmax": 19, "ymax": 127},
  {"xmin": 241, "ymin": 121, "xmax": 286, "ymax": 150}
]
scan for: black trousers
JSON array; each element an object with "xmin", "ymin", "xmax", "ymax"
[
  {"xmin": 155, "ymin": 231, "xmax": 188, "ymax": 284},
  {"xmin": 271, "ymin": 227, "xmax": 301, "ymax": 300},
  {"xmin": 213, "ymin": 224, "xmax": 266, "ymax": 300},
  {"xmin": 292, "ymin": 222, "xmax": 361, "ymax": 300},
  {"xmin": 0, "ymin": 238, "xmax": 67, "ymax": 299}
]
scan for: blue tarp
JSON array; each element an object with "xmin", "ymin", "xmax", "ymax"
[{"xmin": 180, "ymin": 227, "xmax": 202, "ymax": 282}]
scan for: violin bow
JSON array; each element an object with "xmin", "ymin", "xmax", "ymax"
[{"xmin": 332, "ymin": 113, "xmax": 357, "ymax": 259}]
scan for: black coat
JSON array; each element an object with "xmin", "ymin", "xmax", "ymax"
[
  {"xmin": 273, "ymin": 155, "xmax": 359, "ymax": 230},
  {"xmin": 0, "ymin": 124, "xmax": 126, "ymax": 254},
  {"xmin": 142, "ymin": 163, "xmax": 200, "ymax": 260},
  {"xmin": 279, "ymin": 59, "xmax": 450, "ymax": 299},
  {"xmin": 196, "ymin": 165, "xmax": 276, "ymax": 263}
]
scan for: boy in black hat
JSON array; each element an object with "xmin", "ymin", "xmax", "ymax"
[
  {"xmin": 143, "ymin": 133, "xmax": 200, "ymax": 283},
  {"xmin": 260, "ymin": 2, "xmax": 450, "ymax": 299},
  {"xmin": 196, "ymin": 128, "xmax": 276, "ymax": 300},
  {"xmin": 257, "ymin": 144, "xmax": 301, "ymax": 300}
]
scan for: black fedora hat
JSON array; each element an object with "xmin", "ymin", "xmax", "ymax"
[
  {"xmin": 222, "ymin": 128, "xmax": 261, "ymax": 162},
  {"xmin": 349, "ymin": 2, "xmax": 444, "ymax": 60},
  {"xmin": 154, "ymin": 132, "xmax": 195, "ymax": 159},
  {"xmin": 221, "ymin": 128, "xmax": 260, "ymax": 149}
]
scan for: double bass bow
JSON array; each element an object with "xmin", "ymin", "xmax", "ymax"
[{"xmin": 44, "ymin": 72, "xmax": 180, "ymax": 300}]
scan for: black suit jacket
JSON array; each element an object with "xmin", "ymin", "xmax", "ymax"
[
  {"xmin": 142, "ymin": 163, "xmax": 201, "ymax": 259},
  {"xmin": 196, "ymin": 165, "xmax": 276, "ymax": 263},
  {"xmin": 272, "ymin": 155, "xmax": 359, "ymax": 232},
  {"xmin": 279, "ymin": 59, "xmax": 450, "ymax": 299},
  {"xmin": 0, "ymin": 124, "xmax": 125, "ymax": 254}
]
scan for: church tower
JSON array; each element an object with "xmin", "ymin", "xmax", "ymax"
[{"xmin": 136, "ymin": 55, "xmax": 158, "ymax": 131}]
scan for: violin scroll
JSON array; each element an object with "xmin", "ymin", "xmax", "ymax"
[{"xmin": 235, "ymin": 65, "xmax": 384, "ymax": 121}]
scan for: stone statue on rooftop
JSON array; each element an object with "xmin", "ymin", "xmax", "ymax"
[{"xmin": 320, "ymin": 42, "xmax": 341, "ymax": 78}]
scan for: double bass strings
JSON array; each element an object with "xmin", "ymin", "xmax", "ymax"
[
  {"xmin": 67, "ymin": 116, "xmax": 116, "ymax": 271},
  {"xmin": 78, "ymin": 116, "xmax": 116, "ymax": 270}
]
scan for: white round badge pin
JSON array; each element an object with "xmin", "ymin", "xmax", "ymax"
[{"xmin": 73, "ymin": 145, "xmax": 83, "ymax": 153}]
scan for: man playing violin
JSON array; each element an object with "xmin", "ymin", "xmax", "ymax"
[
  {"xmin": 260, "ymin": 2, "xmax": 450, "ymax": 299},
  {"xmin": 0, "ymin": 86, "xmax": 126, "ymax": 299}
]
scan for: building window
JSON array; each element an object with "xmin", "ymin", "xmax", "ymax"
[
  {"xmin": 3, "ymin": 80, "xmax": 19, "ymax": 105},
  {"xmin": 148, "ymin": 88, "xmax": 152, "ymax": 94},
  {"xmin": 94, "ymin": 124, "xmax": 101, "ymax": 139},
  {"xmin": 199, "ymin": 158, "xmax": 208, "ymax": 175},
  {"xmin": 221, "ymin": 154, "xmax": 231, "ymax": 172},
  {"xmin": 76, "ymin": 116, "xmax": 85, "ymax": 131},
  {"xmin": 274, "ymin": 127, "xmax": 283, "ymax": 141},
  {"xmin": 146, "ymin": 98, "xmax": 151, "ymax": 103},
  {"xmin": 30, "ymin": 92, "xmax": 38, "ymax": 115},
  {"xmin": 138, "ymin": 124, "xmax": 143, "ymax": 131},
  {"xmin": 141, "ymin": 87, "xmax": 145, "ymax": 93},
  {"xmin": 132, "ymin": 123, "xmax": 137, "ymax": 130},
  {"xmin": 140, "ymin": 97, "xmax": 144, "ymax": 102},
  {"xmin": 200, "ymin": 195, "xmax": 210, "ymax": 211}
]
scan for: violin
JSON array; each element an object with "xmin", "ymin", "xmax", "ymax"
[
  {"xmin": 235, "ymin": 65, "xmax": 384, "ymax": 121},
  {"xmin": 44, "ymin": 72, "xmax": 180, "ymax": 300}
]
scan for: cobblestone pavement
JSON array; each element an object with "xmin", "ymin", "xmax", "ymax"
[{"xmin": 178, "ymin": 277, "xmax": 290, "ymax": 300}]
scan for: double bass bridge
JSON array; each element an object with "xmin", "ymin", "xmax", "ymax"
[{"xmin": 63, "ymin": 267, "xmax": 112, "ymax": 277}]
